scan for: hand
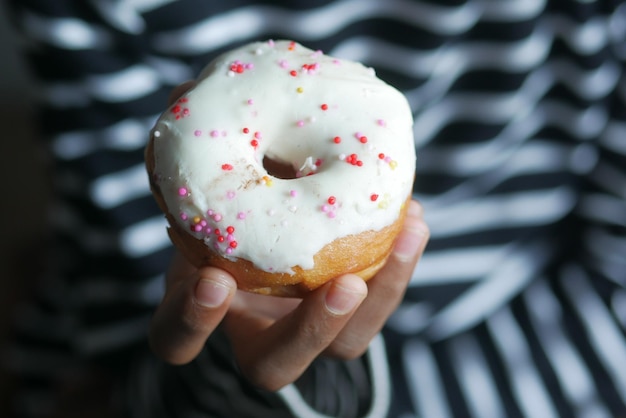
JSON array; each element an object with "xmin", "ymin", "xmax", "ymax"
[{"xmin": 149, "ymin": 200, "xmax": 429, "ymax": 391}]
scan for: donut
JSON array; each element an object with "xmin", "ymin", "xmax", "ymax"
[{"xmin": 146, "ymin": 40, "xmax": 415, "ymax": 297}]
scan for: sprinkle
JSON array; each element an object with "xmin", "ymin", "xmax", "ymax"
[
  {"xmin": 378, "ymin": 153, "xmax": 385, "ymax": 159},
  {"xmin": 229, "ymin": 241, "xmax": 238, "ymax": 248},
  {"xmin": 359, "ymin": 136, "xmax": 368, "ymax": 144},
  {"xmin": 327, "ymin": 211, "xmax": 336, "ymax": 219},
  {"xmin": 226, "ymin": 226, "xmax": 235, "ymax": 234},
  {"xmin": 296, "ymin": 87, "xmax": 304, "ymax": 93},
  {"xmin": 227, "ymin": 234, "xmax": 235, "ymax": 242},
  {"xmin": 194, "ymin": 130, "xmax": 202, "ymax": 137},
  {"xmin": 290, "ymin": 70, "xmax": 297, "ymax": 77},
  {"xmin": 178, "ymin": 187, "xmax": 188, "ymax": 196},
  {"xmin": 221, "ymin": 164, "xmax": 233, "ymax": 171},
  {"xmin": 210, "ymin": 130, "xmax": 220, "ymax": 138},
  {"xmin": 262, "ymin": 175, "xmax": 273, "ymax": 186},
  {"xmin": 290, "ymin": 190, "xmax": 298, "ymax": 197},
  {"xmin": 242, "ymin": 127, "xmax": 250, "ymax": 134},
  {"xmin": 321, "ymin": 204, "xmax": 329, "ymax": 213},
  {"xmin": 180, "ymin": 212, "xmax": 188, "ymax": 220},
  {"xmin": 377, "ymin": 119, "xmax": 386, "ymax": 126},
  {"xmin": 193, "ymin": 216, "xmax": 201, "ymax": 223},
  {"xmin": 279, "ymin": 59, "xmax": 289, "ymax": 69},
  {"xmin": 237, "ymin": 211, "xmax": 247, "ymax": 220},
  {"xmin": 370, "ymin": 194, "xmax": 379, "ymax": 201},
  {"xmin": 226, "ymin": 190, "xmax": 236, "ymax": 200},
  {"xmin": 254, "ymin": 131, "xmax": 262, "ymax": 139},
  {"xmin": 321, "ymin": 104, "xmax": 329, "ymax": 111},
  {"xmin": 296, "ymin": 120, "xmax": 305, "ymax": 127},
  {"xmin": 153, "ymin": 130, "xmax": 161, "ymax": 137},
  {"xmin": 327, "ymin": 196, "xmax": 336, "ymax": 205},
  {"xmin": 250, "ymin": 139, "xmax": 259, "ymax": 148},
  {"xmin": 226, "ymin": 247, "xmax": 233, "ymax": 254},
  {"xmin": 333, "ymin": 136, "xmax": 341, "ymax": 144},
  {"xmin": 247, "ymin": 99, "xmax": 254, "ymax": 105},
  {"xmin": 288, "ymin": 41, "xmax": 296, "ymax": 51},
  {"xmin": 389, "ymin": 160, "xmax": 398, "ymax": 170},
  {"xmin": 213, "ymin": 214, "xmax": 222, "ymax": 222}
]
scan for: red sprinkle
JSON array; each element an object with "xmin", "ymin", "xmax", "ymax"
[
  {"xmin": 222, "ymin": 164, "xmax": 233, "ymax": 171},
  {"xmin": 378, "ymin": 153, "xmax": 385, "ymax": 159},
  {"xmin": 214, "ymin": 229, "xmax": 221, "ymax": 235},
  {"xmin": 242, "ymin": 127, "xmax": 250, "ymax": 134},
  {"xmin": 333, "ymin": 136, "xmax": 341, "ymax": 144},
  {"xmin": 327, "ymin": 196, "xmax": 336, "ymax": 205},
  {"xmin": 250, "ymin": 139, "xmax": 259, "ymax": 148},
  {"xmin": 359, "ymin": 136, "xmax": 368, "ymax": 144},
  {"xmin": 321, "ymin": 104, "xmax": 329, "ymax": 111},
  {"xmin": 217, "ymin": 236, "xmax": 225, "ymax": 243},
  {"xmin": 229, "ymin": 241, "xmax": 238, "ymax": 248},
  {"xmin": 370, "ymin": 194, "xmax": 379, "ymax": 201},
  {"xmin": 226, "ymin": 226, "xmax": 235, "ymax": 234},
  {"xmin": 290, "ymin": 70, "xmax": 297, "ymax": 77}
]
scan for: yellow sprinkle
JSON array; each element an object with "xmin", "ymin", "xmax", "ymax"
[
  {"xmin": 378, "ymin": 201, "xmax": 389, "ymax": 209},
  {"xmin": 389, "ymin": 160, "xmax": 398, "ymax": 170},
  {"xmin": 193, "ymin": 216, "xmax": 201, "ymax": 224},
  {"xmin": 296, "ymin": 87, "xmax": 304, "ymax": 93},
  {"xmin": 263, "ymin": 175, "xmax": 273, "ymax": 187}
]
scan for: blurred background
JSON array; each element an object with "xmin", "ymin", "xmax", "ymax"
[{"xmin": 0, "ymin": 2, "xmax": 48, "ymax": 415}]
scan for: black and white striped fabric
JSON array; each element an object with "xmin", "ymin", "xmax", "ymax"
[{"xmin": 4, "ymin": 0, "xmax": 626, "ymax": 417}]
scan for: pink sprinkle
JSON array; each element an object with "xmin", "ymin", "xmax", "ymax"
[
  {"xmin": 226, "ymin": 190, "xmax": 236, "ymax": 199},
  {"xmin": 207, "ymin": 209, "xmax": 214, "ymax": 216},
  {"xmin": 254, "ymin": 131, "xmax": 262, "ymax": 139},
  {"xmin": 290, "ymin": 190, "xmax": 297, "ymax": 197},
  {"xmin": 245, "ymin": 63, "xmax": 254, "ymax": 69},
  {"xmin": 237, "ymin": 211, "xmax": 246, "ymax": 220},
  {"xmin": 268, "ymin": 40, "xmax": 275, "ymax": 47},
  {"xmin": 194, "ymin": 130, "xmax": 202, "ymax": 137},
  {"xmin": 384, "ymin": 156, "xmax": 392, "ymax": 163},
  {"xmin": 247, "ymin": 99, "xmax": 254, "ymax": 105},
  {"xmin": 178, "ymin": 187, "xmax": 188, "ymax": 196},
  {"xmin": 210, "ymin": 130, "xmax": 220, "ymax": 137},
  {"xmin": 213, "ymin": 214, "xmax": 222, "ymax": 222},
  {"xmin": 180, "ymin": 212, "xmax": 188, "ymax": 221},
  {"xmin": 297, "ymin": 120, "xmax": 305, "ymax": 127},
  {"xmin": 279, "ymin": 60, "xmax": 289, "ymax": 68},
  {"xmin": 355, "ymin": 132, "xmax": 363, "ymax": 139},
  {"xmin": 328, "ymin": 211, "xmax": 336, "ymax": 218},
  {"xmin": 193, "ymin": 224, "xmax": 203, "ymax": 232},
  {"xmin": 321, "ymin": 204, "xmax": 329, "ymax": 213},
  {"xmin": 377, "ymin": 119, "xmax": 386, "ymax": 126},
  {"xmin": 227, "ymin": 234, "xmax": 235, "ymax": 242},
  {"xmin": 200, "ymin": 220, "xmax": 207, "ymax": 227},
  {"xmin": 226, "ymin": 248, "xmax": 233, "ymax": 255}
]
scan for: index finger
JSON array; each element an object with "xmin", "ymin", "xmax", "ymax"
[{"xmin": 326, "ymin": 199, "xmax": 429, "ymax": 358}]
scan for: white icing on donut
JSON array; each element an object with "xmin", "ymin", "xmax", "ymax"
[{"xmin": 151, "ymin": 40, "xmax": 415, "ymax": 274}]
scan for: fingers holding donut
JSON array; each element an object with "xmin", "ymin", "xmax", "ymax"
[
  {"xmin": 221, "ymin": 199, "xmax": 427, "ymax": 391},
  {"xmin": 149, "ymin": 250, "xmax": 237, "ymax": 365},
  {"xmin": 223, "ymin": 275, "xmax": 368, "ymax": 391},
  {"xmin": 325, "ymin": 199, "xmax": 429, "ymax": 359}
]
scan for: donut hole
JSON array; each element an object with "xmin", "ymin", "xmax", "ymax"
[{"xmin": 263, "ymin": 155, "xmax": 298, "ymax": 179}]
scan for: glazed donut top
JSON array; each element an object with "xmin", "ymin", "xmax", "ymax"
[{"xmin": 150, "ymin": 40, "xmax": 415, "ymax": 274}]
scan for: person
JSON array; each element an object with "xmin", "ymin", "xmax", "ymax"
[{"xmin": 3, "ymin": 0, "xmax": 626, "ymax": 417}]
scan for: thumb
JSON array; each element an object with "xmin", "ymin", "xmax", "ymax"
[{"xmin": 149, "ymin": 267, "xmax": 236, "ymax": 365}]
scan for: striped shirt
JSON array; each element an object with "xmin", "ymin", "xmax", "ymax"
[{"xmin": 3, "ymin": 0, "xmax": 626, "ymax": 417}]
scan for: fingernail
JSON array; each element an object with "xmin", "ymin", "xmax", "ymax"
[
  {"xmin": 195, "ymin": 278, "xmax": 231, "ymax": 308},
  {"xmin": 393, "ymin": 218, "xmax": 428, "ymax": 263},
  {"xmin": 325, "ymin": 279, "xmax": 367, "ymax": 315}
]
